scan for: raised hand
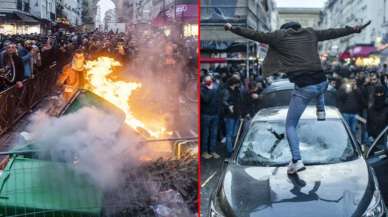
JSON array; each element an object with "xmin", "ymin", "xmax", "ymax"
[
  {"xmin": 353, "ymin": 20, "xmax": 371, "ymax": 33},
  {"xmin": 224, "ymin": 23, "xmax": 233, "ymax": 31}
]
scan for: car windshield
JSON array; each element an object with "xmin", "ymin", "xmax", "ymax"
[{"xmin": 237, "ymin": 119, "xmax": 357, "ymax": 166}]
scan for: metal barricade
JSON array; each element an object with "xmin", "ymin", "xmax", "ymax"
[{"xmin": 0, "ymin": 64, "xmax": 59, "ymax": 136}]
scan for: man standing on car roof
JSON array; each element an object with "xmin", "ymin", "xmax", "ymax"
[{"xmin": 225, "ymin": 20, "xmax": 371, "ymax": 174}]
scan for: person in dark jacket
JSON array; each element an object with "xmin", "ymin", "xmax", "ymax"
[
  {"xmin": 225, "ymin": 20, "xmax": 371, "ymax": 174},
  {"xmin": 201, "ymin": 75, "xmax": 222, "ymax": 159},
  {"xmin": 223, "ymin": 76, "xmax": 242, "ymax": 157},
  {"xmin": 242, "ymin": 81, "xmax": 262, "ymax": 118},
  {"xmin": 336, "ymin": 79, "xmax": 364, "ymax": 135},
  {"xmin": 367, "ymin": 86, "xmax": 388, "ymax": 148},
  {"xmin": 0, "ymin": 43, "xmax": 24, "ymax": 89}
]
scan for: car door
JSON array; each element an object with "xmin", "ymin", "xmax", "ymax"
[{"xmin": 366, "ymin": 126, "xmax": 388, "ymax": 203}]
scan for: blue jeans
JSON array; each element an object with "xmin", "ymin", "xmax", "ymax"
[
  {"xmin": 201, "ymin": 115, "xmax": 219, "ymax": 153},
  {"xmin": 286, "ymin": 81, "xmax": 328, "ymax": 161},
  {"xmin": 224, "ymin": 118, "xmax": 239, "ymax": 157},
  {"xmin": 342, "ymin": 113, "xmax": 357, "ymax": 135}
]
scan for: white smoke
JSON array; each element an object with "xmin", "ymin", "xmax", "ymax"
[{"xmin": 23, "ymin": 106, "xmax": 153, "ymax": 190}]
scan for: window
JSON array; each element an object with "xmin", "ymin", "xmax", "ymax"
[
  {"xmin": 24, "ymin": 1, "xmax": 30, "ymax": 12},
  {"xmin": 17, "ymin": 0, "xmax": 23, "ymax": 10},
  {"xmin": 261, "ymin": 0, "xmax": 269, "ymax": 12}
]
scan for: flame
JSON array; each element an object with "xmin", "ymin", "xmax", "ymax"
[{"xmin": 84, "ymin": 57, "xmax": 168, "ymax": 138}]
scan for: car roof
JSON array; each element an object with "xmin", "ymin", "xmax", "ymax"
[
  {"xmin": 252, "ymin": 106, "xmax": 341, "ymax": 122},
  {"xmin": 262, "ymin": 79, "xmax": 335, "ymax": 93}
]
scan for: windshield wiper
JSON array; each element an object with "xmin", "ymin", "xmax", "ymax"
[
  {"xmin": 268, "ymin": 128, "xmax": 285, "ymax": 140},
  {"xmin": 267, "ymin": 128, "xmax": 285, "ymax": 158}
]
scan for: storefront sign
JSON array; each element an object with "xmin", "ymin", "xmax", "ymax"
[{"xmin": 165, "ymin": 4, "xmax": 198, "ymax": 21}]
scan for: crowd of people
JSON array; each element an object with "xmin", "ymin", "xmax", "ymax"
[
  {"xmin": 0, "ymin": 28, "xmax": 197, "ymax": 94},
  {"xmin": 200, "ymin": 64, "xmax": 388, "ymax": 159},
  {"xmin": 0, "ymin": 31, "xmax": 86, "ymax": 92}
]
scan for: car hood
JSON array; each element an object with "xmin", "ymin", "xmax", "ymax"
[{"xmin": 218, "ymin": 158, "xmax": 373, "ymax": 217}]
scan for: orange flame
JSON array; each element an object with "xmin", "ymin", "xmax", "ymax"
[{"xmin": 84, "ymin": 57, "xmax": 169, "ymax": 138}]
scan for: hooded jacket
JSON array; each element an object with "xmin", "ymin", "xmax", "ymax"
[{"xmin": 230, "ymin": 26, "xmax": 358, "ymax": 77}]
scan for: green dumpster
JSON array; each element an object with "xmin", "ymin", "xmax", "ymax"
[
  {"xmin": 63, "ymin": 90, "xmax": 125, "ymax": 120},
  {"xmin": 0, "ymin": 157, "xmax": 103, "ymax": 217}
]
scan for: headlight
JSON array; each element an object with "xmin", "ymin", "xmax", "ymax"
[
  {"xmin": 209, "ymin": 200, "xmax": 225, "ymax": 217},
  {"xmin": 362, "ymin": 187, "xmax": 385, "ymax": 217}
]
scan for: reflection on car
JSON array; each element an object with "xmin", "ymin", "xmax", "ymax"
[{"xmin": 258, "ymin": 79, "xmax": 337, "ymax": 109}]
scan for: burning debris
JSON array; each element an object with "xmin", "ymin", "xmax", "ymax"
[
  {"xmin": 102, "ymin": 153, "xmax": 198, "ymax": 217},
  {"xmin": 84, "ymin": 56, "xmax": 170, "ymax": 138}
]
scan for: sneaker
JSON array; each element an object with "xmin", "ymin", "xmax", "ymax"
[
  {"xmin": 317, "ymin": 110, "xmax": 326, "ymax": 121},
  {"xmin": 202, "ymin": 152, "xmax": 213, "ymax": 159},
  {"xmin": 221, "ymin": 137, "xmax": 226, "ymax": 144},
  {"xmin": 211, "ymin": 152, "xmax": 221, "ymax": 159},
  {"xmin": 287, "ymin": 160, "xmax": 305, "ymax": 175}
]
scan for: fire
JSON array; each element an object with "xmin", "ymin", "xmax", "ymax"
[{"xmin": 84, "ymin": 57, "xmax": 169, "ymax": 138}]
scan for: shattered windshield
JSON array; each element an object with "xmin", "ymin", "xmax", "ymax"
[{"xmin": 237, "ymin": 119, "xmax": 357, "ymax": 166}]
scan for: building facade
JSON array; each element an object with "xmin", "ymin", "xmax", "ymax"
[
  {"xmin": 30, "ymin": 0, "xmax": 56, "ymax": 21},
  {"xmin": 0, "ymin": 0, "xmax": 42, "ymax": 34},
  {"xmin": 57, "ymin": 0, "xmax": 82, "ymax": 26},
  {"xmin": 200, "ymin": 0, "xmax": 276, "ymax": 74},
  {"xmin": 319, "ymin": 0, "xmax": 388, "ymax": 55},
  {"xmin": 277, "ymin": 7, "xmax": 320, "ymax": 29}
]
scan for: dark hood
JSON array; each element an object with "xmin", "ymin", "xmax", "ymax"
[
  {"xmin": 280, "ymin": 21, "xmax": 302, "ymax": 31},
  {"xmin": 217, "ymin": 158, "xmax": 373, "ymax": 217}
]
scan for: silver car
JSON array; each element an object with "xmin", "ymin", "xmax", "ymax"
[{"xmin": 209, "ymin": 106, "xmax": 388, "ymax": 217}]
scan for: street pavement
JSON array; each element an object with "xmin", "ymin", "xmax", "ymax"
[{"xmin": 200, "ymin": 142, "xmax": 227, "ymax": 216}]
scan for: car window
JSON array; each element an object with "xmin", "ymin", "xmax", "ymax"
[{"xmin": 237, "ymin": 119, "xmax": 357, "ymax": 166}]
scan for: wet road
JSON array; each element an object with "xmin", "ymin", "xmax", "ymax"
[{"xmin": 200, "ymin": 143, "xmax": 227, "ymax": 216}]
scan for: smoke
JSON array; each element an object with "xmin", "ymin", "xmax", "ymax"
[
  {"xmin": 23, "ymin": 106, "xmax": 156, "ymax": 190},
  {"xmin": 121, "ymin": 29, "xmax": 198, "ymax": 131}
]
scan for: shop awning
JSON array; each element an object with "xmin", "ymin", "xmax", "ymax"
[
  {"xmin": 169, "ymin": 4, "xmax": 198, "ymax": 22},
  {"xmin": 349, "ymin": 45, "xmax": 376, "ymax": 58},
  {"xmin": 0, "ymin": 12, "xmax": 20, "ymax": 21},
  {"xmin": 152, "ymin": 3, "xmax": 198, "ymax": 26},
  {"xmin": 14, "ymin": 12, "xmax": 40, "ymax": 23}
]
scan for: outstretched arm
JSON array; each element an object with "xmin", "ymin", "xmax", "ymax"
[
  {"xmin": 225, "ymin": 23, "xmax": 278, "ymax": 45},
  {"xmin": 314, "ymin": 21, "xmax": 371, "ymax": 41}
]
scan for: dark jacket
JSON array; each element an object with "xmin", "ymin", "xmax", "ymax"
[
  {"xmin": 336, "ymin": 86, "xmax": 364, "ymax": 114},
  {"xmin": 241, "ymin": 90, "xmax": 261, "ymax": 117},
  {"xmin": 223, "ymin": 86, "xmax": 242, "ymax": 118},
  {"xmin": 201, "ymin": 84, "xmax": 222, "ymax": 116},
  {"xmin": 0, "ymin": 51, "xmax": 24, "ymax": 84},
  {"xmin": 367, "ymin": 106, "xmax": 388, "ymax": 138},
  {"xmin": 230, "ymin": 26, "xmax": 358, "ymax": 77}
]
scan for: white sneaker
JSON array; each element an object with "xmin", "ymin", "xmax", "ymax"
[
  {"xmin": 202, "ymin": 152, "xmax": 213, "ymax": 159},
  {"xmin": 211, "ymin": 152, "xmax": 221, "ymax": 159},
  {"xmin": 317, "ymin": 110, "xmax": 326, "ymax": 121},
  {"xmin": 287, "ymin": 160, "xmax": 305, "ymax": 175},
  {"xmin": 221, "ymin": 137, "xmax": 226, "ymax": 144}
]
